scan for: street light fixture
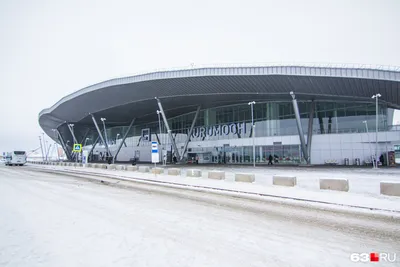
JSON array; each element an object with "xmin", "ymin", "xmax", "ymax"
[
  {"xmin": 116, "ymin": 134, "xmax": 120, "ymax": 146},
  {"xmin": 84, "ymin": 137, "xmax": 90, "ymax": 147},
  {"xmin": 248, "ymin": 101, "xmax": 256, "ymax": 167},
  {"xmin": 100, "ymin": 118, "xmax": 108, "ymax": 146},
  {"xmin": 156, "ymin": 110, "xmax": 164, "ymax": 164},
  {"xmin": 363, "ymin": 120, "xmax": 374, "ymax": 168},
  {"xmin": 39, "ymin": 136, "xmax": 45, "ymax": 161},
  {"xmin": 68, "ymin": 124, "xmax": 78, "ymax": 163},
  {"xmin": 42, "ymin": 132, "xmax": 48, "ymax": 161},
  {"xmin": 371, "ymin": 93, "xmax": 381, "ymax": 168}
]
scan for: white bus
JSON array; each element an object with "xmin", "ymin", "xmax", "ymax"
[{"xmin": 5, "ymin": 151, "xmax": 27, "ymax": 166}]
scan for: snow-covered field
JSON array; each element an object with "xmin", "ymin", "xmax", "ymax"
[{"xmin": 1, "ymin": 166, "xmax": 399, "ymax": 267}]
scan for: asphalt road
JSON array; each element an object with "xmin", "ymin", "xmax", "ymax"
[{"xmin": 0, "ymin": 166, "xmax": 399, "ymax": 267}]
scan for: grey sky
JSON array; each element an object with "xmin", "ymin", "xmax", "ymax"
[{"xmin": 0, "ymin": 0, "xmax": 399, "ymax": 152}]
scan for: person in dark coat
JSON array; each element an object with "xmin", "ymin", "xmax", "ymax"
[
  {"xmin": 380, "ymin": 154, "xmax": 385, "ymax": 166},
  {"xmin": 268, "ymin": 154, "xmax": 273, "ymax": 165}
]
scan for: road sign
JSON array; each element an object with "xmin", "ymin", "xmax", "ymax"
[
  {"xmin": 82, "ymin": 150, "xmax": 88, "ymax": 165},
  {"xmin": 151, "ymin": 141, "xmax": 159, "ymax": 163},
  {"xmin": 72, "ymin": 144, "xmax": 82, "ymax": 152}
]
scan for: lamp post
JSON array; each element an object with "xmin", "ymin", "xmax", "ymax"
[
  {"xmin": 248, "ymin": 101, "xmax": 256, "ymax": 167},
  {"xmin": 156, "ymin": 110, "xmax": 163, "ymax": 165},
  {"xmin": 100, "ymin": 118, "xmax": 108, "ymax": 145},
  {"xmin": 84, "ymin": 138, "xmax": 90, "ymax": 147},
  {"xmin": 115, "ymin": 134, "xmax": 120, "ymax": 146},
  {"xmin": 363, "ymin": 120, "xmax": 374, "ymax": 168},
  {"xmin": 68, "ymin": 124, "xmax": 78, "ymax": 163},
  {"xmin": 100, "ymin": 118, "xmax": 109, "ymax": 161},
  {"xmin": 66, "ymin": 140, "xmax": 70, "ymax": 161},
  {"xmin": 42, "ymin": 132, "xmax": 48, "ymax": 161},
  {"xmin": 39, "ymin": 136, "xmax": 44, "ymax": 161},
  {"xmin": 371, "ymin": 93, "xmax": 381, "ymax": 168}
]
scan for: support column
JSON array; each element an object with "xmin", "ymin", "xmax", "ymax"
[
  {"xmin": 80, "ymin": 128, "xmax": 91, "ymax": 145},
  {"xmin": 180, "ymin": 106, "xmax": 201, "ymax": 161},
  {"xmin": 88, "ymin": 134, "xmax": 101, "ymax": 160},
  {"xmin": 307, "ymin": 101, "xmax": 315, "ymax": 163},
  {"xmin": 290, "ymin": 92, "xmax": 309, "ymax": 164},
  {"xmin": 56, "ymin": 129, "xmax": 72, "ymax": 160},
  {"xmin": 113, "ymin": 118, "xmax": 135, "ymax": 163},
  {"xmin": 66, "ymin": 123, "xmax": 78, "ymax": 144},
  {"xmin": 155, "ymin": 97, "xmax": 181, "ymax": 159},
  {"xmin": 91, "ymin": 114, "xmax": 112, "ymax": 157}
]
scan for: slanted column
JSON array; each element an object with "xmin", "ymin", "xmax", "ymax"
[
  {"xmin": 180, "ymin": 106, "xmax": 201, "ymax": 161},
  {"xmin": 90, "ymin": 114, "xmax": 112, "ymax": 157},
  {"xmin": 113, "ymin": 118, "xmax": 135, "ymax": 163},
  {"xmin": 290, "ymin": 92, "xmax": 309, "ymax": 164},
  {"xmin": 56, "ymin": 129, "xmax": 72, "ymax": 160},
  {"xmin": 307, "ymin": 101, "xmax": 315, "ymax": 163},
  {"xmin": 155, "ymin": 97, "xmax": 181, "ymax": 160}
]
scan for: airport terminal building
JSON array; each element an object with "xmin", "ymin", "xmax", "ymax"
[{"xmin": 39, "ymin": 64, "xmax": 400, "ymax": 165}]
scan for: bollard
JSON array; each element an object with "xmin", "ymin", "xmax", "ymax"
[
  {"xmin": 208, "ymin": 171, "xmax": 225, "ymax": 180},
  {"xmin": 186, "ymin": 169, "xmax": 202, "ymax": 177},
  {"xmin": 319, "ymin": 179, "xmax": 349, "ymax": 192},
  {"xmin": 273, "ymin": 175, "xmax": 297, "ymax": 187},
  {"xmin": 151, "ymin": 167, "xmax": 164, "ymax": 174},
  {"xmin": 168, "ymin": 168, "xmax": 181, "ymax": 176},
  {"xmin": 138, "ymin": 166, "xmax": 150, "ymax": 173},
  {"xmin": 127, "ymin": 166, "xmax": 138, "ymax": 171},
  {"xmin": 235, "ymin": 173, "xmax": 255, "ymax": 183},
  {"xmin": 380, "ymin": 182, "xmax": 400, "ymax": 197}
]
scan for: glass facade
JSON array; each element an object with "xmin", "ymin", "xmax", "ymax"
[
  {"xmin": 87, "ymin": 101, "xmax": 389, "ymax": 152},
  {"xmin": 151, "ymin": 101, "xmax": 388, "ymax": 142}
]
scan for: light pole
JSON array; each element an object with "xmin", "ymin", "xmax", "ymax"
[
  {"xmin": 84, "ymin": 137, "xmax": 90, "ymax": 147},
  {"xmin": 69, "ymin": 124, "xmax": 78, "ymax": 163},
  {"xmin": 363, "ymin": 120, "xmax": 374, "ymax": 168},
  {"xmin": 100, "ymin": 118, "xmax": 108, "ymax": 145},
  {"xmin": 248, "ymin": 101, "xmax": 256, "ymax": 167},
  {"xmin": 51, "ymin": 129, "xmax": 59, "ymax": 161},
  {"xmin": 39, "ymin": 136, "xmax": 44, "ymax": 161},
  {"xmin": 54, "ymin": 142, "xmax": 60, "ymax": 161},
  {"xmin": 115, "ymin": 134, "xmax": 120, "ymax": 146},
  {"xmin": 156, "ymin": 110, "xmax": 164, "ymax": 165},
  {"xmin": 66, "ymin": 140, "xmax": 70, "ymax": 161},
  {"xmin": 42, "ymin": 132, "xmax": 47, "ymax": 161},
  {"xmin": 371, "ymin": 93, "xmax": 381, "ymax": 168}
]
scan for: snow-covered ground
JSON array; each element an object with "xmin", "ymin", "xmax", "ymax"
[
  {"xmin": 27, "ymin": 163, "xmax": 400, "ymax": 213},
  {"xmin": 1, "ymin": 166, "xmax": 399, "ymax": 267}
]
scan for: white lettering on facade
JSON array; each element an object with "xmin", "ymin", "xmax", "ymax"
[{"xmin": 191, "ymin": 123, "xmax": 246, "ymax": 138}]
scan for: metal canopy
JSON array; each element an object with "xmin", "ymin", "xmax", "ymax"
[{"xmin": 39, "ymin": 65, "xmax": 400, "ymax": 143}]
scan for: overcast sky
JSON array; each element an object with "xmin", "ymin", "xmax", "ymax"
[{"xmin": 0, "ymin": 0, "xmax": 399, "ymax": 153}]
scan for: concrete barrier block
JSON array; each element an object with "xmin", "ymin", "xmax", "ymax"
[
  {"xmin": 208, "ymin": 171, "xmax": 225, "ymax": 180},
  {"xmin": 107, "ymin": 164, "xmax": 117, "ymax": 170},
  {"xmin": 116, "ymin": 165, "xmax": 126, "ymax": 171},
  {"xmin": 78, "ymin": 163, "xmax": 83, "ymax": 167},
  {"xmin": 380, "ymin": 181, "xmax": 400, "ymax": 197},
  {"xmin": 187, "ymin": 169, "xmax": 202, "ymax": 177},
  {"xmin": 273, "ymin": 175, "xmax": 297, "ymax": 187},
  {"xmin": 138, "ymin": 166, "xmax": 150, "ymax": 173},
  {"xmin": 168, "ymin": 168, "xmax": 181, "ymax": 176},
  {"xmin": 319, "ymin": 178, "xmax": 349, "ymax": 192},
  {"xmin": 100, "ymin": 164, "xmax": 107, "ymax": 169},
  {"xmin": 86, "ymin": 163, "xmax": 92, "ymax": 168},
  {"xmin": 235, "ymin": 173, "xmax": 255, "ymax": 183},
  {"xmin": 151, "ymin": 167, "xmax": 164, "ymax": 174},
  {"xmin": 126, "ymin": 166, "xmax": 138, "ymax": 171}
]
